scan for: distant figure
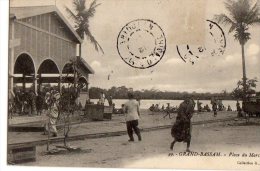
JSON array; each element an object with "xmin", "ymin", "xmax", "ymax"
[
  {"xmin": 14, "ymin": 89, "xmax": 22, "ymax": 114},
  {"xmin": 211, "ymin": 98, "xmax": 218, "ymax": 117},
  {"xmin": 155, "ymin": 104, "xmax": 160, "ymax": 112},
  {"xmin": 123, "ymin": 92, "xmax": 141, "ymax": 142},
  {"xmin": 99, "ymin": 92, "xmax": 105, "ymax": 105},
  {"xmin": 227, "ymin": 105, "xmax": 232, "ymax": 111},
  {"xmin": 149, "ymin": 104, "xmax": 155, "ymax": 111},
  {"xmin": 170, "ymin": 98, "xmax": 195, "ymax": 152},
  {"xmin": 20, "ymin": 90, "xmax": 26, "ymax": 115},
  {"xmin": 197, "ymin": 100, "xmax": 203, "ymax": 112},
  {"xmin": 218, "ymin": 100, "xmax": 223, "ymax": 111},
  {"xmin": 163, "ymin": 103, "xmax": 172, "ymax": 119},
  {"xmin": 236, "ymin": 101, "xmax": 242, "ymax": 117},
  {"xmin": 161, "ymin": 105, "xmax": 165, "ymax": 111},
  {"xmin": 107, "ymin": 96, "xmax": 113, "ymax": 106},
  {"xmin": 112, "ymin": 103, "xmax": 116, "ymax": 113},
  {"xmin": 36, "ymin": 91, "xmax": 44, "ymax": 115},
  {"xmin": 222, "ymin": 104, "xmax": 226, "ymax": 111},
  {"xmin": 121, "ymin": 104, "xmax": 125, "ymax": 114},
  {"xmin": 204, "ymin": 104, "xmax": 211, "ymax": 112}
]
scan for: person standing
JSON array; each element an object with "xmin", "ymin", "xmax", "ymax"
[
  {"xmin": 170, "ymin": 98, "xmax": 195, "ymax": 152},
  {"xmin": 14, "ymin": 89, "xmax": 21, "ymax": 114},
  {"xmin": 36, "ymin": 91, "xmax": 44, "ymax": 115},
  {"xmin": 227, "ymin": 105, "xmax": 232, "ymax": 111},
  {"xmin": 212, "ymin": 102, "xmax": 218, "ymax": 117},
  {"xmin": 28, "ymin": 89, "xmax": 37, "ymax": 115},
  {"xmin": 124, "ymin": 92, "xmax": 142, "ymax": 142},
  {"xmin": 107, "ymin": 95, "xmax": 113, "ymax": 106},
  {"xmin": 236, "ymin": 101, "xmax": 242, "ymax": 117},
  {"xmin": 197, "ymin": 99, "xmax": 203, "ymax": 113},
  {"xmin": 44, "ymin": 91, "xmax": 60, "ymax": 137},
  {"xmin": 99, "ymin": 92, "xmax": 106, "ymax": 105},
  {"xmin": 211, "ymin": 97, "xmax": 218, "ymax": 117}
]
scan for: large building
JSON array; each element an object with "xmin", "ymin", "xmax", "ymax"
[{"xmin": 9, "ymin": 5, "xmax": 94, "ymax": 95}]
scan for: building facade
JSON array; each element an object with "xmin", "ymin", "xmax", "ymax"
[{"xmin": 9, "ymin": 6, "xmax": 94, "ymax": 95}]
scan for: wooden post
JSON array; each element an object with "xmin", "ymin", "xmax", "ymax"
[
  {"xmin": 34, "ymin": 74, "xmax": 38, "ymax": 95},
  {"xmin": 9, "ymin": 20, "xmax": 15, "ymax": 97},
  {"xmin": 47, "ymin": 122, "xmax": 50, "ymax": 151},
  {"xmin": 38, "ymin": 73, "xmax": 42, "ymax": 93},
  {"xmin": 58, "ymin": 74, "xmax": 62, "ymax": 93},
  {"xmin": 22, "ymin": 73, "xmax": 26, "ymax": 90}
]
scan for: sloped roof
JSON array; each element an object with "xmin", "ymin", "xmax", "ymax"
[
  {"xmin": 10, "ymin": 6, "xmax": 82, "ymax": 43},
  {"xmin": 76, "ymin": 56, "xmax": 95, "ymax": 74}
]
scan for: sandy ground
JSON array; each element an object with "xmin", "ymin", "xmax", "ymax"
[{"xmin": 20, "ymin": 118, "xmax": 260, "ymax": 170}]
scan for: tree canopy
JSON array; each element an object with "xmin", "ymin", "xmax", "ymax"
[
  {"xmin": 215, "ymin": 0, "xmax": 260, "ymax": 45},
  {"xmin": 65, "ymin": 0, "xmax": 104, "ymax": 53}
]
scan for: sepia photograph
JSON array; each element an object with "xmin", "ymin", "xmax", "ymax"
[{"xmin": 3, "ymin": 0, "xmax": 260, "ymax": 170}]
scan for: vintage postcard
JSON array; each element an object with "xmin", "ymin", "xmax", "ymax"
[{"xmin": 5, "ymin": 0, "xmax": 260, "ymax": 170}]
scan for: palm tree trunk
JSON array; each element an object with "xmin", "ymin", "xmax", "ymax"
[
  {"xmin": 241, "ymin": 44, "xmax": 247, "ymax": 101},
  {"xmin": 79, "ymin": 44, "xmax": 81, "ymax": 57}
]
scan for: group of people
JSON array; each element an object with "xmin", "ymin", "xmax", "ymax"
[
  {"xmin": 11, "ymin": 88, "xmax": 46, "ymax": 116},
  {"xmin": 149, "ymin": 103, "xmax": 178, "ymax": 113},
  {"xmin": 96, "ymin": 92, "xmax": 113, "ymax": 107},
  {"xmin": 148, "ymin": 99, "xmax": 235, "ymax": 119},
  {"xmin": 11, "ymin": 87, "xmax": 66, "ymax": 117},
  {"xmin": 10, "ymin": 88, "xmax": 243, "ymax": 150},
  {"xmin": 11, "ymin": 87, "xmax": 74, "ymax": 137}
]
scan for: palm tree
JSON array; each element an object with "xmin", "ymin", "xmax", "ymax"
[
  {"xmin": 65, "ymin": 0, "xmax": 104, "ymax": 55},
  {"xmin": 214, "ymin": 0, "xmax": 260, "ymax": 101}
]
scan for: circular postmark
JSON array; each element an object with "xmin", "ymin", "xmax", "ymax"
[
  {"xmin": 176, "ymin": 20, "xmax": 226, "ymax": 65},
  {"xmin": 117, "ymin": 19, "xmax": 166, "ymax": 69}
]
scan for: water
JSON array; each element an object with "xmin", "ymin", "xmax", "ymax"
[{"xmin": 79, "ymin": 94, "xmax": 239, "ymax": 110}]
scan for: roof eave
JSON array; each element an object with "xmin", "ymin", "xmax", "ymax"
[
  {"xmin": 77, "ymin": 56, "xmax": 95, "ymax": 74},
  {"xmin": 10, "ymin": 6, "xmax": 83, "ymax": 44},
  {"xmin": 53, "ymin": 6, "xmax": 83, "ymax": 44}
]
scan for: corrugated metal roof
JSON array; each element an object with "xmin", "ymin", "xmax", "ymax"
[{"xmin": 10, "ymin": 6, "xmax": 82, "ymax": 43}]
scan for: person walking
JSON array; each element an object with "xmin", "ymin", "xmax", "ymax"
[
  {"xmin": 124, "ymin": 92, "xmax": 142, "ymax": 142},
  {"xmin": 170, "ymin": 98, "xmax": 195, "ymax": 152},
  {"xmin": 163, "ymin": 103, "xmax": 172, "ymax": 119}
]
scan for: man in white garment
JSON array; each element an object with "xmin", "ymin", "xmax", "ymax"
[{"xmin": 124, "ymin": 92, "xmax": 142, "ymax": 142}]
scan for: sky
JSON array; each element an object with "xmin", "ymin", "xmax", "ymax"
[{"xmin": 10, "ymin": 0, "xmax": 260, "ymax": 93}]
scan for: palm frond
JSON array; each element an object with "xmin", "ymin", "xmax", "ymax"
[
  {"xmin": 224, "ymin": 0, "xmax": 238, "ymax": 21},
  {"xmin": 88, "ymin": 0, "xmax": 101, "ymax": 17},
  {"xmin": 245, "ymin": 2, "xmax": 260, "ymax": 25},
  {"xmin": 228, "ymin": 23, "xmax": 237, "ymax": 33},
  {"xmin": 65, "ymin": 6, "xmax": 78, "ymax": 22},
  {"xmin": 214, "ymin": 14, "xmax": 233, "ymax": 24},
  {"xmin": 73, "ymin": 0, "xmax": 86, "ymax": 13},
  {"xmin": 66, "ymin": 0, "xmax": 104, "ymax": 54},
  {"xmin": 80, "ymin": 0, "xmax": 101, "ymax": 19},
  {"xmin": 84, "ymin": 26, "xmax": 104, "ymax": 54}
]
